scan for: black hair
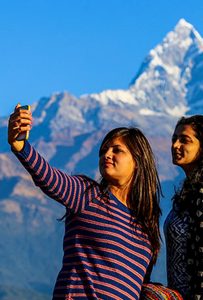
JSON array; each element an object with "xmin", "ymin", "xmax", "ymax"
[
  {"xmin": 99, "ymin": 127, "xmax": 162, "ymax": 264},
  {"xmin": 173, "ymin": 115, "xmax": 203, "ymax": 210}
]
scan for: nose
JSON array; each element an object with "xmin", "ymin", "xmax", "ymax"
[
  {"xmin": 104, "ymin": 148, "xmax": 113, "ymax": 159},
  {"xmin": 172, "ymin": 139, "xmax": 180, "ymax": 149}
]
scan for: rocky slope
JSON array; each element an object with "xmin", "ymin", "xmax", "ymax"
[{"xmin": 0, "ymin": 18, "xmax": 203, "ymax": 299}]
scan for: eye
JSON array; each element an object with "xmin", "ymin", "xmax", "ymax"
[
  {"xmin": 113, "ymin": 147, "xmax": 124, "ymax": 154},
  {"xmin": 179, "ymin": 137, "xmax": 186, "ymax": 143},
  {"xmin": 179, "ymin": 137, "xmax": 191, "ymax": 144}
]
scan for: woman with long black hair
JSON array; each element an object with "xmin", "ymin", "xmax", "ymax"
[
  {"xmin": 8, "ymin": 104, "xmax": 161, "ymax": 300},
  {"xmin": 164, "ymin": 115, "xmax": 203, "ymax": 299}
]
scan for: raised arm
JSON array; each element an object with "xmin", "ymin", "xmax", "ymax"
[{"xmin": 8, "ymin": 105, "xmax": 91, "ymax": 211}]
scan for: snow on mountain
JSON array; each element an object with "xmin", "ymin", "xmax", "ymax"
[
  {"xmin": 129, "ymin": 18, "xmax": 203, "ymax": 116},
  {"xmin": 25, "ymin": 18, "xmax": 203, "ymax": 149},
  {"xmin": 1, "ymin": 17, "xmax": 202, "ymax": 204},
  {"xmin": 1, "ymin": 19, "xmax": 203, "ymax": 299},
  {"xmin": 86, "ymin": 89, "xmax": 139, "ymax": 106}
]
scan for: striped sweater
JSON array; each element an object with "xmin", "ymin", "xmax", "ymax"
[{"xmin": 14, "ymin": 141, "xmax": 152, "ymax": 300}]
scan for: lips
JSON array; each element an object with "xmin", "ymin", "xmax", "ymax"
[
  {"xmin": 172, "ymin": 152, "xmax": 182, "ymax": 160},
  {"xmin": 103, "ymin": 161, "xmax": 113, "ymax": 167},
  {"xmin": 101, "ymin": 159, "xmax": 114, "ymax": 168}
]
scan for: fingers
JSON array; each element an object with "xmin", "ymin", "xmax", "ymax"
[
  {"xmin": 10, "ymin": 105, "xmax": 32, "ymax": 123},
  {"xmin": 11, "ymin": 112, "xmax": 32, "ymax": 124},
  {"xmin": 8, "ymin": 126, "xmax": 21, "ymax": 142},
  {"xmin": 15, "ymin": 103, "xmax": 21, "ymax": 111},
  {"xmin": 8, "ymin": 105, "xmax": 32, "ymax": 144}
]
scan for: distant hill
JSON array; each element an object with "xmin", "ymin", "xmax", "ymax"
[{"xmin": 0, "ymin": 18, "xmax": 203, "ymax": 299}]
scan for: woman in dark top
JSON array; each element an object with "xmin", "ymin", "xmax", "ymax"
[{"xmin": 164, "ymin": 115, "xmax": 203, "ymax": 300}]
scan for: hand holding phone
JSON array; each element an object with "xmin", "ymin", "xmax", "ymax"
[
  {"xmin": 16, "ymin": 105, "xmax": 31, "ymax": 141},
  {"xmin": 8, "ymin": 104, "xmax": 32, "ymax": 152}
]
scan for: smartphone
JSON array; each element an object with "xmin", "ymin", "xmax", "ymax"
[{"xmin": 16, "ymin": 105, "xmax": 31, "ymax": 141}]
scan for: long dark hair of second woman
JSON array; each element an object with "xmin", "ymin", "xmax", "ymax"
[
  {"xmin": 173, "ymin": 115, "xmax": 203, "ymax": 210},
  {"xmin": 99, "ymin": 127, "xmax": 162, "ymax": 265}
]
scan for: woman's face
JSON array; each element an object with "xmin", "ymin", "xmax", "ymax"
[
  {"xmin": 99, "ymin": 137, "xmax": 136, "ymax": 186},
  {"xmin": 171, "ymin": 124, "xmax": 201, "ymax": 174}
]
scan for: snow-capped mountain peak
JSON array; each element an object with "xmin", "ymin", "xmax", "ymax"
[
  {"xmin": 146, "ymin": 18, "xmax": 203, "ymax": 72},
  {"xmin": 128, "ymin": 19, "xmax": 203, "ymax": 116},
  {"xmin": 174, "ymin": 18, "xmax": 203, "ymax": 47},
  {"xmin": 1, "ymin": 19, "xmax": 203, "ymax": 299}
]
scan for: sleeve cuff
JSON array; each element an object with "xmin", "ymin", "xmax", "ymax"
[{"xmin": 11, "ymin": 140, "xmax": 32, "ymax": 159}]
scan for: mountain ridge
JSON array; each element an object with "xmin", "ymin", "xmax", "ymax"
[{"xmin": 0, "ymin": 18, "xmax": 203, "ymax": 299}]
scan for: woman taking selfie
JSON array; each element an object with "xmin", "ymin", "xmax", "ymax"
[
  {"xmin": 8, "ymin": 104, "xmax": 161, "ymax": 300},
  {"xmin": 164, "ymin": 115, "xmax": 203, "ymax": 300}
]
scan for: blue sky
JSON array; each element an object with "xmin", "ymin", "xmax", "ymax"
[{"xmin": 1, "ymin": 0, "xmax": 203, "ymax": 116}]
